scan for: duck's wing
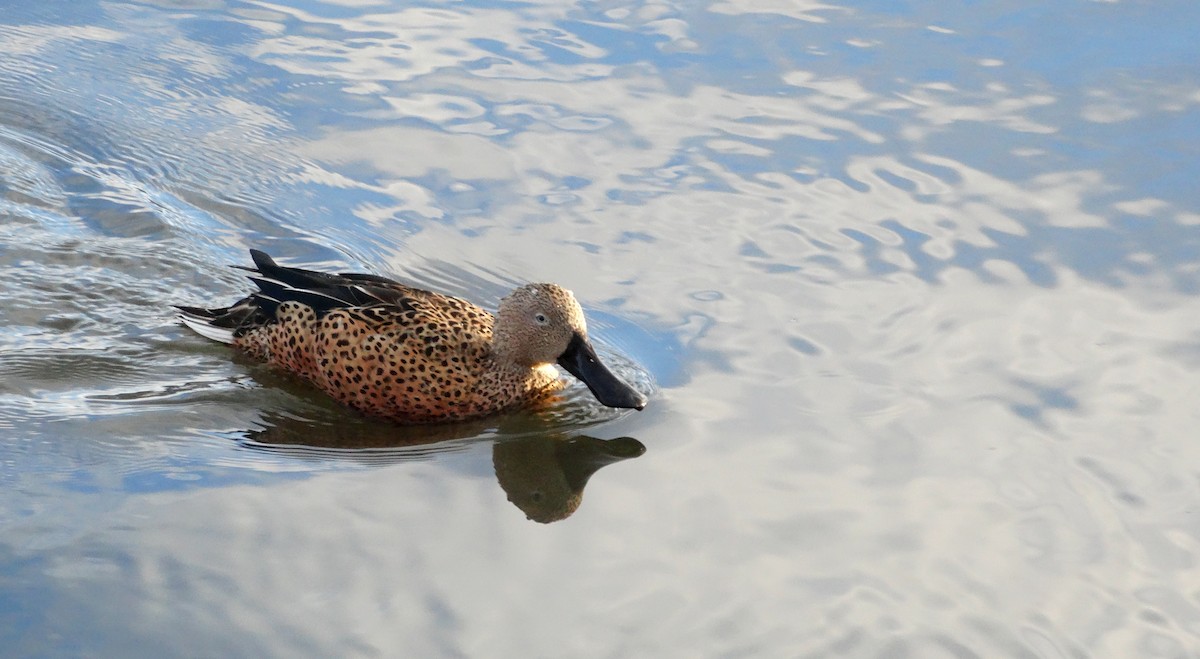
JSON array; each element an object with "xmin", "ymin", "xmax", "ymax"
[
  {"xmin": 241, "ymin": 248, "xmax": 431, "ymax": 311},
  {"xmin": 176, "ymin": 249, "xmax": 457, "ymax": 342}
]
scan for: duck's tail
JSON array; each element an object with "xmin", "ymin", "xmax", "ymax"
[
  {"xmin": 176, "ymin": 253, "xmax": 281, "ymax": 343},
  {"xmin": 178, "ymin": 249, "xmax": 418, "ymax": 345},
  {"xmin": 175, "ymin": 305, "xmax": 239, "ymax": 344}
]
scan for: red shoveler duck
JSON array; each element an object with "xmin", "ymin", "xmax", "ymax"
[{"xmin": 177, "ymin": 250, "xmax": 647, "ymax": 424}]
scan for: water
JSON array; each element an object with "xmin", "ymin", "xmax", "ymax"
[{"xmin": 2, "ymin": 0, "xmax": 1200, "ymax": 656}]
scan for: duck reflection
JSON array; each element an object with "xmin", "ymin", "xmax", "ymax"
[
  {"xmin": 240, "ymin": 412, "xmax": 645, "ymax": 523},
  {"xmin": 244, "ymin": 410, "xmax": 496, "ymax": 456},
  {"xmin": 493, "ymin": 435, "xmax": 645, "ymax": 523}
]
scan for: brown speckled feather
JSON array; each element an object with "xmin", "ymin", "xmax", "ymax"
[{"xmin": 246, "ymin": 295, "xmax": 557, "ymax": 423}]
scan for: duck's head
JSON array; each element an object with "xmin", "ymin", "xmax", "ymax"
[{"xmin": 495, "ymin": 283, "xmax": 647, "ymax": 411}]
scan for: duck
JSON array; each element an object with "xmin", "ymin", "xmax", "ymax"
[{"xmin": 177, "ymin": 249, "xmax": 648, "ymax": 424}]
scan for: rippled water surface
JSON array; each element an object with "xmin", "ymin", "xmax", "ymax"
[{"xmin": 3, "ymin": 1, "xmax": 1200, "ymax": 656}]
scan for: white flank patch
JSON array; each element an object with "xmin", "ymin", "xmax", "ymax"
[{"xmin": 179, "ymin": 313, "xmax": 235, "ymax": 344}]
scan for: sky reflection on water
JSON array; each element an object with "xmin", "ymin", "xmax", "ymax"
[{"xmin": 2, "ymin": 0, "xmax": 1200, "ymax": 656}]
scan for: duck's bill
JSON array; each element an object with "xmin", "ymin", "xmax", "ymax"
[{"xmin": 557, "ymin": 333, "xmax": 648, "ymax": 410}]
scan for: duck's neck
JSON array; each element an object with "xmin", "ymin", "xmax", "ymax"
[{"xmin": 491, "ymin": 324, "xmax": 536, "ymax": 369}]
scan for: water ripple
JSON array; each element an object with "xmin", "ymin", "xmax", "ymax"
[{"xmin": 3, "ymin": 0, "xmax": 1200, "ymax": 655}]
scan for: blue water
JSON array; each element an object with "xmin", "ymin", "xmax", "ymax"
[{"xmin": 3, "ymin": 1, "xmax": 1200, "ymax": 656}]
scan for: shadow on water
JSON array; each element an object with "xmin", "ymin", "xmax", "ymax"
[{"xmin": 241, "ymin": 410, "xmax": 646, "ymax": 523}]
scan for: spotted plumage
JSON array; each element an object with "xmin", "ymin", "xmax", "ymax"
[{"xmin": 177, "ymin": 250, "xmax": 647, "ymax": 424}]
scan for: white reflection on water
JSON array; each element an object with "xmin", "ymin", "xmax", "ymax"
[{"xmin": 3, "ymin": 0, "xmax": 1200, "ymax": 656}]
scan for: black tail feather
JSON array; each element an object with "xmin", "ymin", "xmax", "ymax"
[
  {"xmin": 247, "ymin": 249, "xmax": 352, "ymax": 291},
  {"xmin": 181, "ymin": 250, "xmax": 422, "ymax": 336},
  {"xmin": 248, "ymin": 276, "xmax": 355, "ymax": 315},
  {"xmin": 173, "ymin": 304, "xmax": 220, "ymax": 318},
  {"xmin": 242, "ymin": 250, "xmax": 417, "ymax": 312}
]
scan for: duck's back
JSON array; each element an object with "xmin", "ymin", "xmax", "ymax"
[{"xmin": 245, "ymin": 292, "xmax": 510, "ymax": 422}]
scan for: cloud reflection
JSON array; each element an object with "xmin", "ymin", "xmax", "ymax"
[{"xmin": 4, "ymin": 0, "xmax": 1200, "ymax": 653}]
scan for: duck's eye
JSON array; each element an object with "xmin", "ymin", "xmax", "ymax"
[{"xmin": 534, "ymin": 313, "xmax": 548, "ymax": 325}]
